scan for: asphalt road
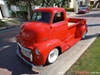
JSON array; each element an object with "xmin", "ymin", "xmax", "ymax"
[{"xmin": 0, "ymin": 11, "xmax": 100, "ymax": 75}]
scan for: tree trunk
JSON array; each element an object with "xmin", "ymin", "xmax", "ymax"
[{"xmin": 27, "ymin": 1, "xmax": 32, "ymax": 20}]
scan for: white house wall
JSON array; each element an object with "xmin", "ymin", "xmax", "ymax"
[
  {"xmin": 11, "ymin": 5, "xmax": 20, "ymax": 12},
  {"xmin": 0, "ymin": 10, "xmax": 2, "ymax": 18},
  {"xmin": 70, "ymin": 0, "xmax": 74, "ymax": 8},
  {"xmin": 1, "ymin": 5, "xmax": 9, "ymax": 17},
  {"xmin": 0, "ymin": 0, "xmax": 10, "ymax": 18},
  {"xmin": 0, "ymin": 0, "xmax": 5, "ymax": 5},
  {"xmin": 32, "ymin": 5, "xmax": 40, "ymax": 10}
]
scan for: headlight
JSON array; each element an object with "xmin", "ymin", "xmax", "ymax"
[{"xmin": 35, "ymin": 49, "xmax": 40, "ymax": 55}]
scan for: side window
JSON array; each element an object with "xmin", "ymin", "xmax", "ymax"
[
  {"xmin": 31, "ymin": 12, "xmax": 37, "ymax": 20},
  {"xmin": 53, "ymin": 12, "xmax": 64, "ymax": 23}
]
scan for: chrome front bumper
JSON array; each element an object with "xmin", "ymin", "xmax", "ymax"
[{"xmin": 16, "ymin": 49, "xmax": 43, "ymax": 71}]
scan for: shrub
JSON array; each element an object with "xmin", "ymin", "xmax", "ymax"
[
  {"xmin": 89, "ymin": 4, "xmax": 93, "ymax": 9},
  {"xmin": 16, "ymin": 11, "xmax": 28, "ymax": 19},
  {"xmin": 0, "ymin": 19, "xmax": 8, "ymax": 27},
  {"xmin": 11, "ymin": 11, "xmax": 16, "ymax": 17},
  {"xmin": 64, "ymin": 8, "xmax": 74, "ymax": 12}
]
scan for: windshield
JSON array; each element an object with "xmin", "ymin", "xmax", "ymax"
[
  {"xmin": 80, "ymin": 5, "xmax": 87, "ymax": 7},
  {"xmin": 79, "ymin": 8, "xmax": 86, "ymax": 10},
  {"xmin": 31, "ymin": 11, "xmax": 51, "ymax": 23},
  {"xmin": 80, "ymin": 5, "xmax": 89, "ymax": 8}
]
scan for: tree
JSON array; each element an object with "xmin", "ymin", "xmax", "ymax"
[
  {"xmin": 98, "ymin": 0, "xmax": 100, "ymax": 8},
  {"xmin": 41, "ymin": 0, "xmax": 71, "ymax": 7},
  {"xmin": 6, "ymin": 0, "xmax": 41, "ymax": 20}
]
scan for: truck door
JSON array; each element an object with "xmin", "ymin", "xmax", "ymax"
[{"xmin": 52, "ymin": 12, "xmax": 68, "ymax": 41}]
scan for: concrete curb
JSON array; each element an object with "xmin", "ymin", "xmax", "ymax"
[{"xmin": 0, "ymin": 18, "xmax": 28, "ymax": 31}]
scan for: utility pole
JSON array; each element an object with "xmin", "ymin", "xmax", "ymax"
[
  {"xmin": 86, "ymin": 0, "xmax": 88, "ymax": 6},
  {"xmin": 75, "ymin": 0, "xmax": 79, "ymax": 13}
]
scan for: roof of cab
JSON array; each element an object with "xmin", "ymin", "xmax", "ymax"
[{"xmin": 34, "ymin": 7, "xmax": 65, "ymax": 13}]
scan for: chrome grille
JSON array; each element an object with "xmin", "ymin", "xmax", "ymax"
[{"xmin": 17, "ymin": 43, "xmax": 31, "ymax": 58}]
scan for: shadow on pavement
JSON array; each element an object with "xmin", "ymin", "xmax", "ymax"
[
  {"xmin": 75, "ymin": 12, "xmax": 100, "ymax": 18},
  {"xmin": 88, "ymin": 24, "xmax": 100, "ymax": 27},
  {"xmin": 85, "ymin": 33, "xmax": 100, "ymax": 40},
  {"xmin": 84, "ymin": 24, "xmax": 100, "ymax": 40},
  {"xmin": 0, "ymin": 29, "xmax": 38, "ymax": 75}
]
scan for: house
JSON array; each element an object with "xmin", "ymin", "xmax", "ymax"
[
  {"xmin": 90, "ymin": 0, "xmax": 100, "ymax": 8},
  {"xmin": 70, "ymin": 0, "xmax": 90, "ymax": 9},
  {"xmin": 69, "ymin": 0, "xmax": 90, "ymax": 12},
  {"xmin": 0, "ymin": 0, "xmax": 10, "ymax": 19}
]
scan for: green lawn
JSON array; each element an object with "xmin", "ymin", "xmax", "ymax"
[
  {"xmin": 0, "ymin": 18, "xmax": 20, "ymax": 27},
  {"xmin": 0, "ymin": 19, "xmax": 8, "ymax": 27},
  {"xmin": 65, "ymin": 36, "xmax": 100, "ymax": 75}
]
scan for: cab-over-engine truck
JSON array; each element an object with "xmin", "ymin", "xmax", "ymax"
[{"xmin": 16, "ymin": 7, "xmax": 88, "ymax": 70}]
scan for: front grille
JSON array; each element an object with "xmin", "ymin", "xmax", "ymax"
[{"xmin": 17, "ymin": 43, "xmax": 32, "ymax": 58}]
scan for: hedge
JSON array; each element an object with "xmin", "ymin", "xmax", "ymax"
[{"xmin": 65, "ymin": 8, "xmax": 74, "ymax": 12}]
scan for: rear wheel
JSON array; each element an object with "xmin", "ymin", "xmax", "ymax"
[
  {"xmin": 82, "ymin": 31, "xmax": 86, "ymax": 39},
  {"xmin": 47, "ymin": 48, "xmax": 59, "ymax": 64}
]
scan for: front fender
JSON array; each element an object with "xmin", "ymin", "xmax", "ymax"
[{"xmin": 34, "ymin": 39, "xmax": 62, "ymax": 65}]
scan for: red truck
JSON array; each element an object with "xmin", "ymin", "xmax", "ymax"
[{"xmin": 16, "ymin": 7, "xmax": 88, "ymax": 70}]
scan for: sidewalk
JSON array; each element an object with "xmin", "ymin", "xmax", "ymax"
[
  {"xmin": 91, "ymin": 8, "xmax": 100, "ymax": 11},
  {"xmin": 0, "ymin": 18, "xmax": 27, "ymax": 31},
  {"xmin": 67, "ymin": 12, "xmax": 76, "ymax": 17}
]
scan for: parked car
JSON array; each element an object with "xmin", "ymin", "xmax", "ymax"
[{"xmin": 78, "ymin": 5, "xmax": 90, "ymax": 14}]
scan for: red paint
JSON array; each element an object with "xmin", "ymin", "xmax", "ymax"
[{"xmin": 16, "ymin": 7, "xmax": 88, "ymax": 66}]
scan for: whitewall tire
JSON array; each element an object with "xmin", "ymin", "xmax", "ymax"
[{"xmin": 47, "ymin": 48, "xmax": 59, "ymax": 64}]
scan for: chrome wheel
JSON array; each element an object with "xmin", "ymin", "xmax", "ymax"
[{"xmin": 47, "ymin": 48, "xmax": 59, "ymax": 64}]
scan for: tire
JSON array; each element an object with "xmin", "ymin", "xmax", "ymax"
[
  {"xmin": 82, "ymin": 31, "xmax": 86, "ymax": 39},
  {"xmin": 47, "ymin": 48, "xmax": 59, "ymax": 64}
]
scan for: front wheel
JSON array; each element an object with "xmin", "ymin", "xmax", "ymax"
[{"xmin": 47, "ymin": 48, "xmax": 59, "ymax": 64}]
